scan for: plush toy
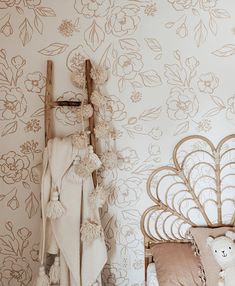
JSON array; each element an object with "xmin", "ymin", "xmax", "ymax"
[{"xmin": 207, "ymin": 231, "xmax": 235, "ymax": 286}]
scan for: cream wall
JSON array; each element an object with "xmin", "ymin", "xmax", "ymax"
[{"xmin": 1, "ymin": 0, "xmax": 235, "ymax": 285}]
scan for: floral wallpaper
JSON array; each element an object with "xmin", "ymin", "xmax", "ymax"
[{"xmin": 1, "ymin": 0, "xmax": 235, "ymax": 285}]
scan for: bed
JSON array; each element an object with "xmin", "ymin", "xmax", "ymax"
[{"xmin": 141, "ymin": 134, "xmax": 235, "ymax": 285}]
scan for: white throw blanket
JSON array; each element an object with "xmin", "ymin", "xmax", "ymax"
[{"xmin": 39, "ymin": 136, "xmax": 107, "ymax": 286}]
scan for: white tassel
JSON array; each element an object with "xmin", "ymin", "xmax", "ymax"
[
  {"xmin": 35, "ymin": 266, "xmax": 50, "ymax": 286},
  {"xmin": 46, "ymin": 191, "xmax": 65, "ymax": 219},
  {"xmin": 49, "ymin": 256, "xmax": 60, "ymax": 284}
]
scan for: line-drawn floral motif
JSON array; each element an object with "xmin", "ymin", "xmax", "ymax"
[
  {"xmin": 117, "ymin": 147, "xmax": 139, "ymax": 171},
  {"xmin": 130, "ymin": 91, "xmax": 142, "ymax": 103},
  {"xmin": 122, "ymin": 106, "xmax": 162, "ymax": 139},
  {"xmin": 24, "ymin": 72, "xmax": 46, "ymax": 93},
  {"xmin": 105, "ymin": 5, "xmax": 140, "ymax": 37},
  {"xmin": 144, "ymin": 2, "xmax": 157, "ymax": 16},
  {"xmin": 58, "ymin": 18, "xmax": 80, "ymax": 37},
  {"xmin": 168, "ymin": 0, "xmax": 192, "ymax": 11},
  {"xmin": 38, "ymin": 42, "xmax": 69, "ymax": 56},
  {"xmin": 109, "ymin": 177, "xmax": 142, "ymax": 208},
  {"xmin": 84, "ymin": 19, "xmax": 105, "ymax": 51},
  {"xmin": 132, "ymin": 144, "xmax": 161, "ymax": 177},
  {"xmin": 0, "ymin": 221, "xmax": 33, "ymax": 285},
  {"xmin": 0, "ymin": 86, "xmax": 27, "ymax": 120},
  {"xmin": 212, "ymin": 44, "xmax": 235, "ymax": 57},
  {"xmin": 197, "ymin": 72, "xmax": 219, "ymax": 94},
  {"xmin": 167, "ymin": 87, "xmax": 199, "ymax": 120},
  {"xmin": 102, "ymin": 263, "xmax": 129, "ymax": 286},
  {"xmin": 0, "ymin": 50, "xmax": 32, "ymax": 137},
  {"xmin": 98, "ymin": 95, "xmax": 127, "ymax": 122},
  {"xmin": 25, "ymin": 192, "xmax": 39, "ymax": 219},
  {"xmin": 66, "ymin": 45, "xmax": 87, "ymax": 72},
  {"xmin": 74, "ymin": 0, "xmax": 113, "ymax": 18},
  {"xmin": 133, "ymin": 259, "xmax": 143, "ymax": 270},
  {"xmin": 0, "ymin": 1, "xmax": 56, "ymax": 46},
  {"xmin": 226, "ymin": 96, "xmax": 235, "ymax": 125},
  {"xmin": 166, "ymin": 0, "xmax": 230, "ymax": 47},
  {"xmin": 22, "ymin": 119, "xmax": 41, "ymax": 133},
  {"xmin": 196, "ymin": 119, "xmax": 212, "ymax": 132},
  {"xmin": 20, "ymin": 140, "xmax": 42, "ymax": 160},
  {"xmin": 0, "ymin": 151, "xmax": 30, "ymax": 184},
  {"xmin": 144, "ymin": 38, "xmax": 162, "ymax": 60},
  {"xmin": 1, "ymin": 256, "xmax": 32, "ymax": 286},
  {"xmin": 165, "ymin": 51, "xmax": 200, "ymax": 135},
  {"xmin": 30, "ymin": 163, "xmax": 41, "ymax": 184},
  {"xmin": 30, "ymin": 243, "xmax": 39, "ymax": 262},
  {"xmin": 0, "ymin": 50, "xmax": 26, "ymax": 87},
  {"xmin": 113, "ymin": 52, "xmax": 143, "ymax": 81},
  {"xmin": 116, "ymin": 224, "xmax": 139, "ymax": 250},
  {"xmin": 0, "ymin": 188, "xmax": 19, "ymax": 210}
]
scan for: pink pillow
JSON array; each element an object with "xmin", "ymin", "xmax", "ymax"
[{"xmin": 151, "ymin": 242, "xmax": 205, "ymax": 286}]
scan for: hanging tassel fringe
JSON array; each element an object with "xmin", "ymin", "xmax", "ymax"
[
  {"xmin": 49, "ymin": 256, "xmax": 60, "ymax": 284},
  {"xmin": 81, "ymin": 220, "xmax": 104, "ymax": 244},
  {"xmin": 35, "ymin": 266, "xmax": 50, "ymax": 286},
  {"xmin": 46, "ymin": 191, "xmax": 65, "ymax": 219}
]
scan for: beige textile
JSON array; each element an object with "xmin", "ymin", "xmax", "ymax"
[
  {"xmin": 40, "ymin": 137, "xmax": 107, "ymax": 286},
  {"xmin": 151, "ymin": 242, "xmax": 204, "ymax": 286}
]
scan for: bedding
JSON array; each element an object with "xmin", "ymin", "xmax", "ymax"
[
  {"xmin": 147, "ymin": 263, "xmax": 159, "ymax": 286},
  {"xmin": 190, "ymin": 226, "xmax": 235, "ymax": 286},
  {"xmin": 150, "ymin": 242, "xmax": 205, "ymax": 286}
]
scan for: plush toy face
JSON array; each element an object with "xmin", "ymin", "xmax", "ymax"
[{"xmin": 207, "ymin": 235, "xmax": 235, "ymax": 268}]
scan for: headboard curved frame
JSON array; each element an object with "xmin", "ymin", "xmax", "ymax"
[{"xmin": 141, "ymin": 134, "xmax": 235, "ymax": 279}]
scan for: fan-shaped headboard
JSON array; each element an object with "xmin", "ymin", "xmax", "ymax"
[{"xmin": 141, "ymin": 134, "xmax": 235, "ymax": 279}]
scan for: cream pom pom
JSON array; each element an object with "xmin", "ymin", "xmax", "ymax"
[
  {"xmin": 71, "ymin": 71, "xmax": 86, "ymax": 88},
  {"xmin": 90, "ymin": 90, "xmax": 107, "ymax": 107},
  {"xmin": 90, "ymin": 65, "xmax": 108, "ymax": 85},
  {"xmin": 76, "ymin": 104, "xmax": 93, "ymax": 122},
  {"xmin": 94, "ymin": 122, "xmax": 111, "ymax": 139},
  {"xmin": 72, "ymin": 131, "xmax": 90, "ymax": 149},
  {"xmin": 101, "ymin": 151, "xmax": 118, "ymax": 170}
]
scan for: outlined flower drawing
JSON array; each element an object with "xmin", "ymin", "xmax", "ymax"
[
  {"xmin": 197, "ymin": 72, "xmax": 219, "ymax": 94},
  {"xmin": 0, "ymin": 0, "xmax": 56, "ymax": 46},
  {"xmin": 105, "ymin": 5, "xmax": 140, "ymax": 37},
  {"xmin": 74, "ymin": 0, "xmax": 113, "ymax": 18},
  {"xmin": 0, "ymin": 151, "xmax": 30, "ymax": 184},
  {"xmin": 24, "ymin": 72, "xmax": 46, "ymax": 93},
  {"xmin": 102, "ymin": 263, "xmax": 129, "ymax": 286},
  {"xmin": 0, "ymin": 87, "xmax": 27, "ymax": 120},
  {"xmin": 167, "ymin": 87, "xmax": 199, "ymax": 120},
  {"xmin": 0, "ymin": 222, "xmax": 33, "ymax": 285},
  {"xmin": 166, "ymin": 0, "xmax": 230, "ymax": 47}
]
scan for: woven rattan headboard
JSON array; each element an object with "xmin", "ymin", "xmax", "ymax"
[{"xmin": 141, "ymin": 134, "xmax": 235, "ymax": 280}]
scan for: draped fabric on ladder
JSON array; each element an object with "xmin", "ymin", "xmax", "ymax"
[{"xmin": 38, "ymin": 136, "xmax": 107, "ymax": 286}]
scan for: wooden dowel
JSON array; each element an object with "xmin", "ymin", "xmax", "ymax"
[
  {"xmin": 51, "ymin": 101, "xmax": 81, "ymax": 107},
  {"xmin": 85, "ymin": 59, "xmax": 97, "ymax": 188},
  {"xmin": 45, "ymin": 60, "xmax": 53, "ymax": 146}
]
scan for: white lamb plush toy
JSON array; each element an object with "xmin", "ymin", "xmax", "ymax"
[{"xmin": 207, "ymin": 231, "xmax": 235, "ymax": 286}]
